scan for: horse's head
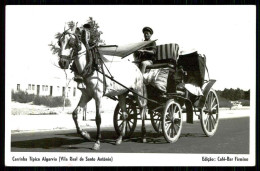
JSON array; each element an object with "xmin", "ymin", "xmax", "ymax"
[
  {"xmin": 58, "ymin": 21, "xmax": 92, "ymax": 69},
  {"xmin": 58, "ymin": 30, "xmax": 81, "ymax": 69}
]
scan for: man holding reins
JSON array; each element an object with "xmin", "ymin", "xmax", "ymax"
[{"xmin": 136, "ymin": 27, "xmax": 157, "ymax": 74}]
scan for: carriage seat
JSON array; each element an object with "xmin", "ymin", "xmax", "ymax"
[
  {"xmin": 146, "ymin": 43, "xmax": 179, "ymax": 71},
  {"xmin": 144, "ymin": 43, "xmax": 179, "ymax": 93}
]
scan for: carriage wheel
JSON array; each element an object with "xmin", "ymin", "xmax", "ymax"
[
  {"xmin": 113, "ymin": 100, "xmax": 137, "ymax": 138},
  {"xmin": 200, "ymin": 89, "xmax": 219, "ymax": 137},
  {"xmin": 162, "ymin": 99, "xmax": 183, "ymax": 143},
  {"xmin": 150, "ymin": 109, "xmax": 162, "ymax": 133}
]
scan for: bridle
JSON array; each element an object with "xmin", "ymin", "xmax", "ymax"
[{"xmin": 59, "ymin": 30, "xmax": 84, "ymax": 61}]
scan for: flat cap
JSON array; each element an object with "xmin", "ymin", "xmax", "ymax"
[{"xmin": 142, "ymin": 27, "xmax": 153, "ymax": 34}]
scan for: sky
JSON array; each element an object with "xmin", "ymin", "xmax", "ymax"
[{"xmin": 6, "ymin": 5, "xmax": 256, "ymax": 91}]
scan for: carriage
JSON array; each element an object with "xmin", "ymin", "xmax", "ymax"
[
  {"xmin": 113, "ymin": 43, "xmax": 220, "ymax": 143},
  {"xmin": 57, "ymin": 26, "xmax": 219, "ymax": 149}
]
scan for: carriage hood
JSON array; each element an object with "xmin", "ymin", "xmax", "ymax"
[{"xmin": 97, "ymin": 40, "xmax": 157, "ymax": 58}]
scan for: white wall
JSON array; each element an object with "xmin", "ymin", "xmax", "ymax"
[{"xmin": 12, "ymin": 77, "xmax": 81, "ymax": 98}]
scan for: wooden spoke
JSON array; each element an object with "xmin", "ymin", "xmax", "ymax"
[
  {"xmin": 128, "ymin": 120, "xmax": 134, "ymax": 124},
  {"xmin": 210, "ymin": 116, "xmax": 215, "ymax": 130},
  {"xmin": 173, "ymin": 124, "xmax": 177, "ymax": 135},
  {"xmin": 211, "ymin": 97, "xmax": 216, "ymax": 108},
  {"xmin": 125, "ymin": 122, "xmax": 128, "ymax": 133},
  {"xmin": 126, "ymin": 121, "xmax": 131, "ymax": 131},
  {"xmin": 204, "ymin": 114, "xmax": 209, "ymax": 125},
  {"xmin": 208, "ymin": 116, "xmax": 212, "ymax": 132},
  {"xmin": 165, "ymin": 123, "xmax": 171, "ymax": 132},
  {"xmin": 212, "ymin": 103, "xmax": 218, "ymax": 111},
  {"xmin": 166, "ymin": 114, "xmax": 171, "ymax": 120},
  {"xmin": 118, "ymin": 121, "xmax": 124, "ymax": 128}
]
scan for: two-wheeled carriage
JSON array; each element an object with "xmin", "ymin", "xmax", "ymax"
[{"xmin": 113, "ymin": 43, "xmax": 219, "ymax": 143}]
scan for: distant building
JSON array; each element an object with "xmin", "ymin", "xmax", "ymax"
[{"xmin": 11, "ymin": 76, "xmax": 81, "ymax": 98}]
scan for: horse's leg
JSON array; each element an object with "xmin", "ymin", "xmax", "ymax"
[
  {"xmin": 72, "ymin": 93, "xmax": 92, "ymax": 141},
  {"xmin": 92, "ymin": 92, "xmax": 103, "ymax": 150},
  {"xmin": 141, "ymin": 106, "xmax": 147, "ymax": 143},
  {"xmin": 115, "ymin": 93, "xmax": 128, "ymax": 145},
  {"xmin": 83, "ymin": 104, "xmax": 87, "ymax": 121},
  {"xmin": 136, "ymin": 83, "xmax": 148, "ymax": 143}
]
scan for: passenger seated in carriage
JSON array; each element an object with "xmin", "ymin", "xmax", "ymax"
[{"xmin": 134, "ymin": 27, "xmax": 157, "ymax": 74}]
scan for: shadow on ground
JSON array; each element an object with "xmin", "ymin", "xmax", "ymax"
[
  {"xmin": 11, "ymin": 130, "xmax": 206, "ymax": 150},
  {"xmin": 11, "ymin": 137, "xmax": 85, "ymax": 149}
]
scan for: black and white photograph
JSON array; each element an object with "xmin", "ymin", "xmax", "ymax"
[{"xmin": 5, "ymin": 5, "xmax": 256, "ymax": 166}]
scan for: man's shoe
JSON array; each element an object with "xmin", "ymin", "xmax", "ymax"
[{"xmin": 74, "ymin": 76, "xmax": 84, "ymax": 83}]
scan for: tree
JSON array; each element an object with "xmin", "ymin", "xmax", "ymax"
[
  {"xmin": 234, "ymin": 88, "xmax": 244, "ymax": 100},
  {"xmin": 221, "ymin": 88, "xmax": 229, "ymax": 99},
  {"xmin": 218, "ymin": 88, "xmax": 250, "ymax": 101},
  {"xmin": 62, "ymin": 70, "xmax": 72, "ymax": 110},
  {"xmin": 244, "ymin": 90, "xmax": 250, "ymax": 100}
]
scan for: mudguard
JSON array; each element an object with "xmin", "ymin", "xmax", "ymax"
[{"xmin": 197, "ymin": 80, "xmax": 216, "ymax": 109}]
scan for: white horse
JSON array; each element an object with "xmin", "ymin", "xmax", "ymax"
[{"xmin": 57, "ymin": 27, "xmax": 147, "ymax": 150}]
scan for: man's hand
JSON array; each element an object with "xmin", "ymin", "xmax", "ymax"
[
  {"xmin": 138, "ymin": 49, "xmax": 154, "ymax": 55},
  {"xmin": 137, "ymin": 49, "xmax": 147, "ymax": 55}
]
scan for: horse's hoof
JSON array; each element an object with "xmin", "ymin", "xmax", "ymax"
[
  {"xmin": 115, "ymin": 138, "xmax": 122, "ymax": 145},
  {"xmin": 141, "ymin": 138, "xmax": 147, "ymax": 143},
  {"xmin": 92, "ymin": 143, "xmax": 100, "ymax": 150}
]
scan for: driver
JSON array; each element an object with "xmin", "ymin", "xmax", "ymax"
[{"xmin": 136, "ymin": 27, "xmax": 156, "ymax": 74}]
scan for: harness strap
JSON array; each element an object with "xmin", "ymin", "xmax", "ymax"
[
  {"xmin": 93, "ymin": 47, "xmax": 107, "ymax": 95},
  {"xmin": 100, "ymin": 60, "xmax": 107, "ymax": 96},
  {"xmin": 81, "ymin": 47, "xmax": 94, "ymax": 77}
]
